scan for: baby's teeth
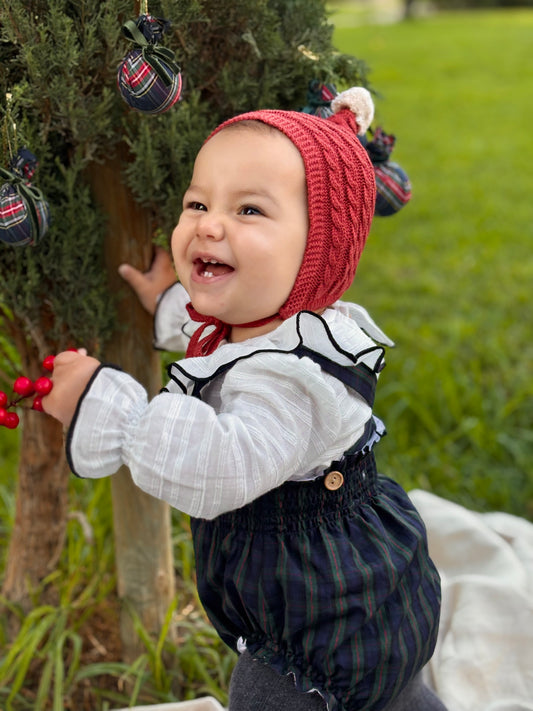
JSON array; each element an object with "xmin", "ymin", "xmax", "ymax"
[{"xmin": 204, "ymin": 270, "xmax": 214, "ymax": 278}]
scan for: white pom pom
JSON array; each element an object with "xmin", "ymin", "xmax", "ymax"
[{"xmin": 331, "ymin": 87, "xmax": 374, "ymax": 134}]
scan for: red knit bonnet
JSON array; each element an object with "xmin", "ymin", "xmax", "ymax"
[{"xmin": 186, "ymin": 87, "xmax": 376, "ymax": 357}]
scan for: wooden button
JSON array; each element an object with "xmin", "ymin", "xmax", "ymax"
[{"xmin": 324, "ymin": 471, "xmax": 344, "ymax": 491}]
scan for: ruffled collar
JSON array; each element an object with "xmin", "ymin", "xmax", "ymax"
[{"xmin": 167, "ymin": 302, "xmax": 393, "ymax": 397}]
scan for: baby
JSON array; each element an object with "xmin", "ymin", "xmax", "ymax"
[{"xmin": 44, "ymin": 87, "xmax": 446, "ymax": 710}]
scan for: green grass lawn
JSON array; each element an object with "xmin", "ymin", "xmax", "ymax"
[{"xmin": 332, "ymin": 7, "xmax": 533, "ymax": 517}]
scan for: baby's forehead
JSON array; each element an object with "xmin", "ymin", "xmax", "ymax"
[
  {"xmin": 207, "ymin": 120, "xmax": 296, "ymax": 154},
  {"xmin": 217, "ymin": 119, "xmax": 280, "ymax": 136},
  {"xmin": 198, "ymin": 123, "xmax": 306, "ymax": 175},
  {"xmin": 188, "ymin": 124, "xmax": 308, "ymax": 210}
]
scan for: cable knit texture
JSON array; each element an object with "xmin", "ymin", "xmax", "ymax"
[{"xmin": 187, "ymin": 89, "xmax": 376, "ymax": 357}]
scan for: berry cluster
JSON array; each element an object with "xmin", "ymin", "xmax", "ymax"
[{"xmin": 0, "ymin": 355, "xmax": 55, "ymax": 429}]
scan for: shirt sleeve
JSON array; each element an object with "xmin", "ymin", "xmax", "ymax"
[
  {"xmin": 67, "ymin": 352, "xmax": 371, "ymax": 520},
  {"xmin": 153, "ymin": 282, "xmax": 193, "ymax": 352}
]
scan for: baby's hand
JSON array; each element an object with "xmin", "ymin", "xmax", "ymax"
[
  {"xmin": 42, "ymin": 349, "xmax": 100, "ymax": 428},
  {"xmin": 118, "ymin": 246, "xmax": 176, "ymax": 315}
]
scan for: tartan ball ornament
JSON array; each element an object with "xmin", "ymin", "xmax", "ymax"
[
  {"xmin": 374, "ymin": 162, "xmax": 412, "ymax": 217},
  {"xmin": 117, "ymin": 48, "xmax": 182, "ymax": 114},
  {"xmin": 0, "ymin": 148, "xmax": 50, "ymax": 247},
  {"xmin": 359, "ymin": 127, "xmax": 412, "ymax": 216},
  {"xmin": 117, "ymin": 15, "xmax": 182, "ymax": 115}
]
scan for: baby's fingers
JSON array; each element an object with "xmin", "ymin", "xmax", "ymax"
[{"xmin": 42, "ymin": 350, "xmax": 100, "ymax": 427}]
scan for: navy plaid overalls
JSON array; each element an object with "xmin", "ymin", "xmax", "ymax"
[{"xmin": 190, "ymin": 346, "xmax": 441, "ymax": 710}]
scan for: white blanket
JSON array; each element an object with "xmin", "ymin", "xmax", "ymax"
[{"xmin": 409, "ymin": 490, "xmax": 533, "ymax": 711}]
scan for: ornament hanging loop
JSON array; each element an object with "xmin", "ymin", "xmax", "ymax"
[
  {"xmin": 1, "ymin": 93, "xmax": 18, "ymax": 162},
  {"xmin": 134, "ymin": 0, "xmax": 149, "ymax": 16}
]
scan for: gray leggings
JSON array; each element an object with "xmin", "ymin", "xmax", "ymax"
[{"xmin": 228, "ymin": 650, "xmax": 448, "ymax": 711}]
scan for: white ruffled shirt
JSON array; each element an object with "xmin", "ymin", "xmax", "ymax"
[{"xmin": 67, "ymin": 283, "xmax": 393, "ymax": 520}]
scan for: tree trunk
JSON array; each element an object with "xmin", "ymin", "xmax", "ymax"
[
  {"xmin": 87, "ymin": 148, "xmax": 175, "ymax": 662},
  {"xmin": 1, "ymin": 408, "xmax": 69, "ymax": 632}
]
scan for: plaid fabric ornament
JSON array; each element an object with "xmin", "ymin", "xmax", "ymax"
[
  {"xmin": 374, "ymin": 161, "xmax": 412, "ymax": 217},
  {"xmin": 361, "ymin": 128, "xmax": 412, "ymax": 216},
  {"xmin": 117, "ymin": 14, "xmax": 182, "ymax": 115},
  {"xmin": 365, "ymin": 126, "xmax": 396, "ymax": 163},
  {"xmin": 0, "ymin": 148, "xmax": 50, "ymax": 247},
  {"xmin": 301, "ymin": 80, "xmax": 338, "ymax": 118}
]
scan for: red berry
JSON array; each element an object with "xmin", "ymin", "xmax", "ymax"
[
  {"xmin": 42, "ymin": 355, "xmax": 56, "ymax": 372},
  {"xmin": 34, "ymin": 376, "xmax": 53, "ymax": 396},
  {"xmin": 0, "ymin": 407, "xmax": 7, "ymax": 425},
  {"xmin": 32, "ymin": 396, "xmax": 44, "ymax": 411},
  {"xmin": 0, "ymin": 391, "xmax": 7, "ymax": 408},
  {"xmin": 13, "ymin": 376, "xmax": 35, "ymax": 397},
  {"xmin": 4, "ymin": 411, "xmax": 19, "ymax": 429}
]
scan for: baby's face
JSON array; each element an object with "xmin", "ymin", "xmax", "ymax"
[{"xmin": 172, "ymin": 124, "xmax": 308, "ymax": 339}]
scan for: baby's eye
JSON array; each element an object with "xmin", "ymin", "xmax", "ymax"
[
  {"xmin": 239, "ymin": 205, "xmax": 263, "ymax": 216},
  {"xmin": 187, "ymin": 201, "xmax": 207, "ymax": 212}
]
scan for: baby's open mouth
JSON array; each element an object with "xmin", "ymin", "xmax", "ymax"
[{"xmin": 195, "ymin": 257, "xmax": 234, "ymax": 278}]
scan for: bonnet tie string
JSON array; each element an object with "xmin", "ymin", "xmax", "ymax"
[{"xmin": 185, "ymin": 303, "xmax": 279, "ymax": 358}]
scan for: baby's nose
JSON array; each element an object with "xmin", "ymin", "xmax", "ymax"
[{"xmin": 196, "ymin": 211, "xmax": 225, "ymax": 241}]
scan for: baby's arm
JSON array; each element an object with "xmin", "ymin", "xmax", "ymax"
[
  {"xmin": 65, "ymin": 352, "xmax": 370, "ymax": 519},
  {"xmin": 118, "ymin": 246, "xmax": 176, "ymax": 315},
  {"xmin": 120, "ymin": 245, "xmax": 191, "ymax": 352}
]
